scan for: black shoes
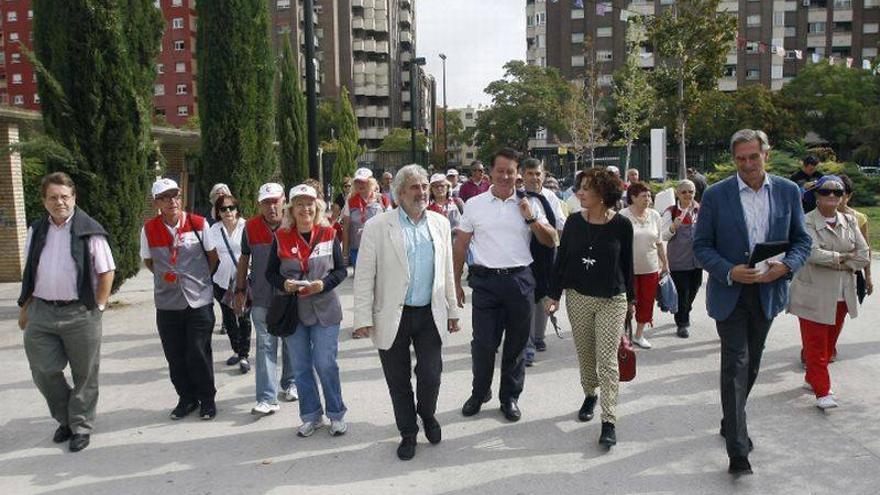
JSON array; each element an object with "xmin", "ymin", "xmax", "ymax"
[
  {"xmin": 729, "ymin": 456, "xmax": 753, "ymax": 475},
  {"xmin": 69, "ymin": 434, "xmax": 90, "ymax": 452},
  {"xmin": 677, "ymin": 326, "xmax": 690, "ymax": 338},
  {"xmin": 225, "ymin": 355, "xmax": 240, "ymax": 366},
  {"xmin": 200, "ymin": 401, "xmax": 217, "ymax": 420},
  {"xmin": 578, "ymin": 395, "xmax": 598, "ymax": 422},
  {"xmin": 599, "ymin": 422, "xmax": 617, "ymax": 447},
  {"xmin": 239, "ymin": 358, "xmax": 251, "ymax": 374},
  {"xmin": 423, "ymin": 417, "xmax": 442, "ymax": 444},
  {"xmin": 170, "ymin": 399, "xmax": 200, "ymax": 420},
  {"xmin": 535, "ymin": 341, "xmax": 547, "ymax": 352},
  {"xmin": 461, "ymin": 391, "xmax": 492, "ymax": 417},
  {"xmin": 397, "ymin": 435, "xmax": 417, "ymax": 461},
  {"xmin": 53, "ymin": 425, "xmax": 72, "ymax": 443},
  {"xmin": 500, "ymin": 400, "xmax": 522, "ymax": 422}
]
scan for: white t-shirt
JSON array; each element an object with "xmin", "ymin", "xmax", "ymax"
[
  {"xmin": 209, "ymin": 218, "xmax": 246, "ymax": 288},
  {"xmin": 456, "ymin": 187, "xmax": 547, "ymax": 268},
  {"xmin": 620, "ymin": 207, "xmax": 662, "ymax": 275},
  {"xmin": 140, "ymin": 212, "xmax": 216, "ymax": 260}
]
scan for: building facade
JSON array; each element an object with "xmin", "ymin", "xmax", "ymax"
[{"xmin": 448, "ymin": 104, "xmax": 484, "ymax": 167}]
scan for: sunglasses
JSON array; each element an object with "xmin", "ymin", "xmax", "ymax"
[
  {"xmin": 816, "ymin": 189, "xmax": 844, "ymax": 197},
  {"xmin": 218, "ymin": 205, "xmax": 238, "ymax": 212}
]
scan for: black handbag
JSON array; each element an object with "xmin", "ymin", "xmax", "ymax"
[
  {"xmin": 266, "ymin": 293, "xmax": 298, "ymax": 337},
  {"xmin": 856, "ymin": 270, "xmax": 867, "ymax": 304}
]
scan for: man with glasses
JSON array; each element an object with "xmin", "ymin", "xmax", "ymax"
[
  {"xmin": 458, "ymin": 160, "xmax": 490, "ymax": 203},
  {"xmin": 141, "ymin": 178, "xmax": 219, "ymax": 420}
]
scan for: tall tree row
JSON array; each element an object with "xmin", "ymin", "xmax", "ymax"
[
  {"xmin": 332, "ymin": 87, "xmax": 359, "ymax": 191},
  {"xmin": 276, "ymin": 34, "xmax": 308, "ymax": 186},
  {"xmin": 32, "ymin": 0, "xmax": 163, "ymax": 290},
  {"xmin": 196, "ymin": 0, "xmax": 276, "ymax": 215}
]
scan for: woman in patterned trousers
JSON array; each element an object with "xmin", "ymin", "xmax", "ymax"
[{"xmin": 546, "ymin": 168, "xmax": 635, "ymax": 448}]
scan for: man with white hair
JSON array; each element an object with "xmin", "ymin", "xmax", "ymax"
[
  {"xmin": 354, "ymin": 164, "xmax": 460, "ymax": 460},
  {"xmin": 446, "ymin": 168, "xmax": 461, "ymax": 197}
]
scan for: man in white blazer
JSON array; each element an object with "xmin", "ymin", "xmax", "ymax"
[{"xmin": 354, "ymin": 164, "xmax": 461, "ymax": 461}]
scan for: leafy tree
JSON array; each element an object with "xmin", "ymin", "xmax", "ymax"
[
  {"xmin": 276, "ymin": 34, "xmax": 308, "ymax": 186},
  {"xmin": 613, "ymin": 19, "xmax": 656, "ymax": 170},
  {"xmin": 568, "ymin": 35, "xmax": 606, "ymax": 168},
  {"xmin": 332, "ymin": 87, "xmax": 359, "ymax": 191},
  {"xmin": 31, "ymin": 0, "xmax": 163, "ymax": 290},
  {"xmin": 688, "ymin": 86, "xmax": 798, "ymax": 147},
  {"xmin": 779, "ymin": 61, "xmax": 880, "ymax": 153},
  {"xmin": 317, "ymin": 98, "xmax": 343, "ymax": 144},
  {"xmin": 196, "ymin": 0, "xmax": 276, "ymax": 215},
  {"xmin": 649, "ymin": 0, "xmax": 737, "ymax": 178},
  {"xmin": 471, "ymin": 60, "xmax": 573, "ymax": 158},
  {"xmin": 378, "ymin": 128, "xmax": 428, "ymax": 152},
  {"xmin": 436, "ymin": 108, "xmax": 464, "ymax": 162}
]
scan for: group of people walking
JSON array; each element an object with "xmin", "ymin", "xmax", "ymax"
[{"xmin": 16, "ymin": 129, "xmax": 872, "ymax": 477}]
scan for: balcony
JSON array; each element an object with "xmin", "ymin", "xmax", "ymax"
[
  {"xmin": 352, "ymin": 0, "xmax": 364, "ymax": 6},
  {"xmin": 401, "ymin": 51, "xmax": 412, "ymax": 63},
  {"xmin": 831, "ymin": 34, "xmax": 852, "ymax": 46},
  {"xmin": 639, "ymin": 54, "xmax": 655, "ymax": 68},
  {"xmin": 400, "ymin": 31, "xmax": 413, "ymax": 45},
  {"xmin": 833, "ymin": 9, "xmax": 853, "ymax": 22},
  {"xmin": 400, "ymin": 9, "xmax": 413, "ymax": 26},
  {"xmin": 718, "ymin": 78, "xmax": 737, "ymax": 92},
  {"xmin": 352, "ymin": 18, "xmax": 364, "ymax": 30},
  {"xmin": 402, "ymin": 90, "xmax": 411, "ymax": 102},
  {"xmin": 374, "ymin": 18, "xmax": 388, "ymax": 32},
  {"xmin": 402, "ymin": 71, "xmax": 410, "ymax": 82}
]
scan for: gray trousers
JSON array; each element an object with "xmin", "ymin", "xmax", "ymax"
[
  {"xmin": 23, "ymin": 299, "xmax": 103, "ymax": 434},
  {"xmin": 524, "ymin": 296, "xmax": 550, "ymax": 360}
]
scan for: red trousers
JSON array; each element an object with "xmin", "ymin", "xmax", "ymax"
[
  {"xmin": 799, "ymin": 302, "xmax": 848, "ymax": 398},
  {"xmin": 634, "ymin": 272, "xmax": 660, "ymax": 325}
]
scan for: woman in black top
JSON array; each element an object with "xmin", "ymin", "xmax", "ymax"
[{"xmin": 546, "ymin": 168, "xmax": 635, "ymax": 448}]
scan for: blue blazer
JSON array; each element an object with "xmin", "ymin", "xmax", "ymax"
[{"xmin": 693, "ymin": 174, "xmax": 812, "ymax": 321}]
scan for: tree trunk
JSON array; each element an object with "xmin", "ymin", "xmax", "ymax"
[
  {"xmin": 626, "ymin": 140, "xmax": 633, "ymax": 170},
  {"xmin": 677, "ymin": 76, "xmax": 687, "ymax": 180}
]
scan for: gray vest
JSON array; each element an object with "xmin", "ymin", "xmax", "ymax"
[
  {"xmin": 144, "ymin": 214, "xmax": 213, "ymax": 311},
  {"xmin": 276, "ymin": 228, "xmax": 343, "ymax": 327},
  {"xmin": 666, "ymin": 206, "xmax": 701, "ymax": 272},
  {"xmin": 347, "ymin": 197, "xmax": 386, "ymax": 249},
  {"xmin": 245, "ymin": 216, "xmax": 278, "ymax": 308}
]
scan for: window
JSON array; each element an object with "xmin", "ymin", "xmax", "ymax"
[
  {"xmin": 785, "ymin": 26, "xmax": 797, "ymax": 37},
  {"xmin": 746, "ymin": 69, "xmax": 760, "ymax": 80},
  {"xmin": 723, "ymin": 65, "xmax": 736, "ymax": 77},
  {"xmin": 7, "ymin": 11, "xmax": 16, "ymax": 22},
  {"xmin": 571, "ymin": 55, "xmax": 585, "ymax": 67},
  {"xmin": 277, "ymin": 0, "xmax": 291, "ymax": 8},
  {"xmin": 466, "ymin": 152, "xmax": 474, "ymax": 159},
  {"xmin": 8, "ymin": 32, "xmax": 19, "ymax": 41},
  {"xmin": 746, "ymin": 42, "xmax": 759, "ymax": 54},
  {"xmin": 864, "ymin": 47, "xmax": 879, "ymax": 59},
  {"xmin": 172, "ymin": 0, "xmax": 183, "ymax": 6},
  {"xmin": 177, "ymin": 106, "xmax": 189, "ymax": 116},
  {"xmin": 176, "ymin": 84, "xmax": 187, "ymax": 95},
  {"xmin": 833, "ymin": 22, "xmax": 852, "ymax": 33},
  {"xmin": 27, "ymin": 10, "xmax": 33, "ymax": 19},
  {"xmin": 808, "ymin": 22, "xmax": 826, "ymax": 34},
  {"xmin": 154, "ymin": 84, "xmax": 165, "ymax": 96},
  {"xmin": 597, "ymin": 50, "xmax": 613, "ymax": 62},
  {"xmin": 747, "ymin": 15, "xmax": 761, "ymax": 27},
  {"xmin": 865, "ymin": 0, "xmax": 880, "ymax": 6},
  {"xmin": 155, "ymin": 108, "xmax": 166, "ymax": 117},
  {"xmin": 12, "ymin": 74, "xmax": 22, "ymax": 84},
  {"xmin": 535, "ymin": 34, "xmax": 545, "ymax": 48},
  {"xmin": 13, "ymin": 95, "xmax": 24, "ymax": 105},
  {"xmin": 172, "ymin": 18, "xmax": 184, "ymax": 29},
  {"xmin": 175, "ymin": 62, "xmax": 186, "ymax": 72},
  {"xmin": 833, "ymin": 0, "xmax": 852, "ymax": 7},
  {"xmin": 154, "ymin": 0, "xmax": 160, "ymax": 7},
  {"xmin": 174, "ymin": 40, "xmax": 185, "ymax": 51},
  {"xmin": 536, "ymin": 12, "xmax": 546, "ymax": 26},
  {"xmin": 572, "ymin": 9, "xmax": 584, "ymax": 20},
  {"xmin": 597, "ymin": 27, "xmax": 612, "ymax": 38},
  {"xmin": 571, "ymin": 32, "xmax": 584, "ymax": 43},
  {"xmin": 34, "ymin": 94, "xmax": 40, "ymax": 104},
  {"xmin": 864, "ymin": 23, "xmax": 879, "ymax": 34},
  {"xmin": 465, "ymin": 112, "xmax": 473, "ymax": 119},
  {"xmin": 598, "ymin": 74, "xmax": 614, "ymax": 86},
  {"xmin": 157, "ymin": 63, "xmax": 165, "ymax": 74},
  {"xmin": 773, "ymin": 12, "xmax": 785, "ymax": 27},
  {"xmin": 10, "ymin": 53, "xmax": 20, "ymax": 63}
]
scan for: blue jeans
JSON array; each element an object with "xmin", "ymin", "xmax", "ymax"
[
  {"xmin": 349, "ymin": 248, "xmax": 359, "ymax": 269},
  {"xmin": 252, "ymin": 306, "xmax": 296, "ymax": 404},
  {"xmin": 291, "ymin": 323, "xmax": 347, "ymax": 422}
]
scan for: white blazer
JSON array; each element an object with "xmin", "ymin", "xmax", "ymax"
[{"xmin": 353, "ymin": 209, "xmax": 461, "ymax": 350}]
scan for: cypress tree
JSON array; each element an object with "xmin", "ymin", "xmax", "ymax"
[
  {"xmin": 332, "ymin": 87, "xmax": 359, "ymax": 191},
  {"xmin": 31, "ymin": 0, "xmax": 163, "ymax": 290},
  {"xmin": 196, "ymin": 0, "xmax": 276, "ymax": 215},
  {"xmin": 276, "ymin": 34, "xmax": 308, "ymax": 186}
]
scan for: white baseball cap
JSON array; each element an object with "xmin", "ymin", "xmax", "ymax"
[
  {"xmin": 209, "ymin": 183, "xmax": 230, "ymax": 199},
  {"xmin": 446, "ymin": 169, "xmax": 459, "ymax": 177},
  {"xmin": 258, "ymin": 182, "xmax": 285, "ymax": 202},
  {"xmin": 354, "ymin": 167, "xmax": 373, "ymax": 182},
  {"xmin": 606, "ymin": 165, "xmax": 620, "ymax": 175},
  {"xmin": 430, "ymin": 173, "xmax": 448, "ymax": 185},
  {"xmin": 288, "ymin": 184, "xmax": 317, "ymax": 200},
  {"xmin": 152, "ymin": 178, "xmax": 180, "ymax": 199}
]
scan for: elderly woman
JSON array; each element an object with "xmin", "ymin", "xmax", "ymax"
[
  {"xmin": 342, "ymin": 168, "xmax": 389, "ymax": 269},
  {"xmin": 427, "ymin": 173, "xmax": 464, "ymax": 233},
  {"xmin": 620, "ymin": 182, "xmax": 668, "ymax": 349},
  {"xmin": 208, "ymin": 183, "xmax": 231, "ymax": 221},
  {"xmin": 788, "ymin": 176, "xmax": 869, "ymax": 410},
  {"xmin": 838, "ymin": 174, "xmax": 873, "ymax": 300},
  {"xmin": 209, "ymin": 194, "xmax": 251, "ymax": 373},
  {"xmin": 546, "ymin": 168, "xmax": 635, "ymax": 448},
  {"xmin": 266, "ymin": 184, "xmax": 349, "ymax": 436},
  {"xmin": 661, "ymin": 180, "xmax": 702, "ymax": 339}
]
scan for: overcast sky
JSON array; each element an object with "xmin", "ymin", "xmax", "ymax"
[{"xmin": 417, "ymin": 0, "xmax": 526, "ymax": 109}]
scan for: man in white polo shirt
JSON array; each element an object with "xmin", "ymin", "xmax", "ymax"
[{"xmin": 453, "ymin": 148, "xmax": 557, "ymax": 422}]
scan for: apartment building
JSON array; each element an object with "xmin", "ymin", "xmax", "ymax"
[{"xmin": 448, "ymin": 104, "xmax": 485, "ymax": 167}]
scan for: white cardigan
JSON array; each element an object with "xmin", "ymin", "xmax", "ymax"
[{"xmin": 353, "ymin": 209, "xmax": 461, "ymax": 350}]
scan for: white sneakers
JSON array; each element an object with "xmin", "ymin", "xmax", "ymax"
[
  {"xmin": 330, "ymin": 419, "xmax": 348, "ymax": 436},
  {"xmin": 296, "ymin": 418, "xmax": 347, "ymax": 437},
  {"xmin": 251, "ymin": 402, "xmax": 280, "ymax": 416},
  {"xmin": 817, "ymin": 395, "xmax": 839, "ymax": 410},
  {"xmin": 633, "ymin": 336, "xmax": 652, "ymax": 349},
  {"xmin": 281, "ymin": 385, "xmax": 299, "ymax": 402}
]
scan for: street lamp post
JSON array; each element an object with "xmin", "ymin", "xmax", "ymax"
[
  {"xmin": 410, "ymin": 56, "xmax": 426, "ymax": 164},
  {"xmin": 439, "ymin": 53, "xmax": 447, "ymax": 167},
  {"xmin": 303, "ymin": 0, "xmax": 319, "ymax": 179}
]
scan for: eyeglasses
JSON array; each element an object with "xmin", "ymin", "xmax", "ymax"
[
  {"xmin": 157, "ymin": 194, "xmax": 181, "ymax": 203},
  {"xmin": 816, "ymin": 189, "xmax": 844, "ymax": 197},
  {"xmin": 679, "ymin": 190, "xmax": 695, "ymax": 194},
  {"xmin": 342, "ymin": 183, "xmax": 352, "ymax": 188},
  {"xmin": 218, "ymin": 205, "xmax": 237, "ymax": 212}
]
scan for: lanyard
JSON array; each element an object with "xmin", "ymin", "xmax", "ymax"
[
  {"xmin": 168, "ymin": 213, "xmax": 187, "ymax": 266},
  {"xmin": 291, "ymin": 226, "xmax": 323, "ymax": 275}
]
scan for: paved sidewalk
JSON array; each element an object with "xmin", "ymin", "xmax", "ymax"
[{"xmin": 1, "ymin": 265, "xmax": 879, "ymax": 495}]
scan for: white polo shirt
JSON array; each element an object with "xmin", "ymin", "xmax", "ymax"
[{"xmin": 457, "ymin": 187, "xmax": 547, "ymax": 268}]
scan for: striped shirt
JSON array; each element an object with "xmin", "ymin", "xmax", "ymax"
[{"xmin": 736, "ymin": 173, "xmax": 771, "ymax": 253}]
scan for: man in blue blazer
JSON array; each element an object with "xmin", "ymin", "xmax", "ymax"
[{"xmin": 694, "ymin": 129, "xmax": 811, "ymax": 476}]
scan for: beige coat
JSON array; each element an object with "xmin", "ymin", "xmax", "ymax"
[
  {"xmin": 788, "ymin": 209, "xmax": 870, "ymax": 325},
  {"xmin": 353, "ymin": 209, "xmax": 461, "ymax": 350}
]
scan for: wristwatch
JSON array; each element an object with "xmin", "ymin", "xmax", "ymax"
[{"xmin": 525, "ymin": 217, "xmax": 537, "ymax": 225}]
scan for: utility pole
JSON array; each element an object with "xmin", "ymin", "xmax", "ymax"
[
  {"xmin": 439, "ymin": 53, "xmax": 447, "ymax": 167},
  {"xmin": 303, "ymin": 0, "xmax": 319, "ymax": 179},
  {"xmin": 410, "ymin": 56, "xmax": 426, "ymax": 164}
]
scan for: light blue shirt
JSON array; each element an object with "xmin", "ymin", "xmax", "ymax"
[
  {"xmin": 736, "ymin": 172, "xmax": 771, "ymax": 253},
  {"xmin": 400, "ymin": 208, "xmax": 434, "ymax": 306}
]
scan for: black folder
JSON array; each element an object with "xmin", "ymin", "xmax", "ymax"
[{"xmin": 748, "ymin": 241, "xmax": 789, "ymax": 268}]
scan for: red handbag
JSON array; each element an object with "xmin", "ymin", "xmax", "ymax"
[{"xmin": 618, "ymin": 308, "xmax": 637, "ymax": 382}]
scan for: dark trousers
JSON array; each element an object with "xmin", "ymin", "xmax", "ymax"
[
  {"xmin": 157, "ymin": 304, "xmax": 216, "ymax": 404},
  {"xmin": 671, "ymin": 269, "xmax": 703, "ymax": 327},
  {"xmin": 378, "ymin": 305, "xmax": 443, "ymax": 438},
  {"xmin": 213, "ymin": 284, "xmax": 252, "ymax": 358},
  {"xmin": 716, "ymin": 285, "xmax": 772, "ymax": 458},
  {"xmin": 468, "ymin": 268, "xmax": 535, "ymax": 403}
]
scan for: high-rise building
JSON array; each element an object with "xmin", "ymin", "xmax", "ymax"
[
  {"xmin": 0, "ymin": 1, "xmax": 37, "ymax": 110},
  {"xmin": 530, "ymin": 0, "xmax": 880, "ymax": 92},
  {"xmin": 448, "ymin": 104, "xmax": 485, "ymax": 167}
]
